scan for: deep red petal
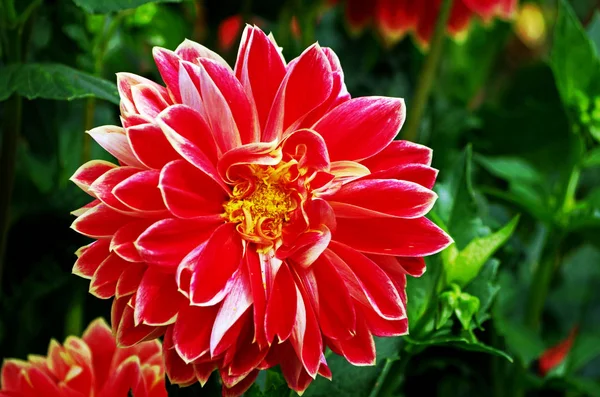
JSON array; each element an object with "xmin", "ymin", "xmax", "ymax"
[
  {"xmin": 73, "ymin": 239, "xmax": 110, "ymax": 279},
  {"xmin": 172, "ymin": 304, "xmax": 218, "ymax": 363},
  {"xmin": 134, "ymin": 267, "xmax": 186, "ymax": 326},
  {"xmin": 113, "ymin": 169, "xmax": 167, "ymax": 213},
  {"xmin": 71, "ymin": 203, "xmax": 132, "ymax": 239},
  {"xmin": 126, "ymin": 123, "xmax": 180, "ymax": 169},
  {"xmin": 265, "ymin": 263, "xmax": 297, "ymax": 343}
]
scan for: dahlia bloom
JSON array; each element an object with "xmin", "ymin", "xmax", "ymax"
[
  {"xmin": 0, "ymin": 318, "xmax": 166, "ymax": 397},
  {"xmin": 70, "ymin": 26, "xmax": 451, "ymax": 395},
  {"xmin": 336, "ymin": 0, "xmax": 517, "ymax": 47}
]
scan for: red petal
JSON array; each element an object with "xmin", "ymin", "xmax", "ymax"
[
  {"xmin": 183, "ymin": 223, "xmax": 243, "ymax": 306},
  {"xmin": 113, "ymin": 169, "xmax": 167, "ymax": 213},
  {"xmin": 327, "ymin": 311, "xmax": 375, "ymax": 365},
  {"xmin": 71, "ymin": 203, "xmax": 132, "ymax": 238},
  {"xmin": 327, "ymin": 179, "xmax": 437, "ymax": 219},
  {"xmin": 234, "ymin": 26, "xmax": 286, "ymax": 131},
  {"xmin": 82, "ymin": 318, "xmax": 117, "ymax": 389},
  {"xmin": 98, "ymin": 356, "xmax": 143, "ymax": 396},
  {"xmin": 312, "ymin": 255, "xmax": 356, "ymax": 340},
  {"xmin": 217, "ymin": 141, "xmax": 281, "ymax": 183},
  {"xmin": 112, "ymin": 297, "xmax": 165, "ymax": 347},
  {"xmin": 88, "ymin": 125, "xmax": 146, "ymax": 168},
  {"xmin": 73, "ymin": 239, "xmax": 110, "ymax": 279},
  {"xmin": 265, "ymin": 263, "xmax": 297, "ymax": 343},
  {"xmin": 263, "ymin": 44, "xmax": 333, "ymax": 141},
  {"xmin": 163, "ymin": 327, "xmax": 197, "ymax": 386},
  {"xmin": 111, "ymin": 220, "xmax": 154, "ymax": 263},
  {"xmin": 131, "ymin": 83, "xmax": 170, "ymax": 119},
  {"xmin": 360, "ymin": 140, "xmax": 432, "ymax": 171},
  {"xmin": 314, "ymin": 96, "xmax": 405, "ymax": 162},
  {"xmin": 360, "ymin": 303, "xmax": 409, "ymax": 337},
  {"xmin": 333, "ymin": 216, "xmax": 453, "ymax": 256},
  {"xmin": 361, "ymin": 163, "xmax": 438, "ymax": 189},
  {"xmin": 344, "ymin": 0, "xmax": 375, "ymax": 33},
  {"xmin": 135, "ymin": 267, "xmax": 186, "ymax": 326},
  {"xmin": 211, "ymin": 269, "xmax": 253, "ymax": 355},
  {"xmin": 375, "ymin": 0, "xmax": 417, "ymax": 45},
  {"xmin": 245, "ymin": 251, "xmax": 268, "ymax": 347},
  {"xmin": 89, "ymin": 253, "xmax": 128, "ymax": 299},
  {"xmin": 199, "ymin": 58, "xmax": 259, "ymax": 145},
  {"xmin": 153, "ymin": 47, "xmax": 182, "ymax": 102},
  {"xmin": 172, "ymin": 304, "xmax": 218, "ymax": 363},
  {"xmin": 126, "ymin": 123, "xmax": 180, "ymax": 170},
  {"xmin": 281, "ymin": 129, "xmax": 330, "ymax": 172},
  {"xmin": 175, "ymin": 38, "xmax": 230, "ymax": 68},
  {"xmin": 222, "ymin": 370, "xmax": 259, "ymax": 397},
  {"xmin": 327, "ymin": 243, "xmax": 405, "ymax": 320},
  {"xmin": 136, "ymin": 217, "xmax": 222, "ymax": 269},
  {"xmin": 116, "ymin": 262, "xmax": 147, "ymax": 298},
  {"xmin": 89, "ymin": 167, "xmax": 141, "ymax": 213},
  {"xmin": 159, "ymin": 159, "xmax": 227, "ymax": 218},
  {"xmin": 70, "ymin": 160, "xmax": 116, "ymax": 195},
  {"xmin": 276, "ymin": 225, "xmax": 331, "ymax": 269}
]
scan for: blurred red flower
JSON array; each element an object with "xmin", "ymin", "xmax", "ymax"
[
  {"xmin": 336, "ymin": 0, "xmax": 517, "ymax": 47},
  {"xmin": 538, "ymin": 326, "xmax": 578, "ymax": 376},
  {"xmin": 0, "ymin": 318, "xmax": 166, "ymax": 397},
  {"xmin": 70, "ymin": 26, "xmax": 451, "ymax": 395}
]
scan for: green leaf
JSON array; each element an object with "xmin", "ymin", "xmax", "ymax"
[
  {"xmin": 0, "ymin": 64, "xmax": 119, "ymax": 104},
  {"xmin": 72, "ymin": 0, "xmax": 183, "ymax": 14},
  {"xmin": 551, "ymin": 0, "xmax": 600, "ymax": 141},
  {"xmin": 407, "ymin": 335, "xmax": 513, "ymax": 363},
  {"xmin": 568, "ymin": 332, "xmax": 600, "ymax": 373},
  {"xmin": 583, "ymin": 146, "xmax": 600, "ymax": 167},
  {"xmin": 455, "ymin": 293, "xmax": 480, "ymax": 330},
  {"xmin": 465, "ymin": 259, "xmax": 501, "ymax": 324},
  {"xmin": 434, "ymin": 145, "xmax": 487, "ymax": 249},
  {"xmin": 436, "ymin": 291, "xmax": 457, "ymax": 330},
  {"xmin": 445, "ymin": 216, "xmax": 520, "ymax": 287}
]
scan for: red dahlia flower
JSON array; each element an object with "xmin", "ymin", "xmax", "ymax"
[
  {"xmin": 337, "ymin": 0, "xmax": 517, "ymax": 47},
  {"xmin": 70, "ymin": 26, "xmax": 452, "ymax": 395},
  {"xmin": 0, "ymin": 318, "xmax": 166, "ymax": 397},
  {"xmin": 538, "ymin": 326, "xmax": 578, "ymax": 376}
]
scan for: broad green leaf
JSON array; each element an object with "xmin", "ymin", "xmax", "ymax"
[
  {"xmin": 474, "ymin": 155, "xmax": 544, "ymax": 185},
  {"xmin": 568, "ymin": 332, "xmax": 600, "ymax": 373},
  {"xmin": 446, "ymin": 216, "xmax": 519, "ymax": 287},
  {"xmin": 567, "ymin": 377, "xmax": 600, "ymax": 397},
  {"xmin": 494, "ymin": 314, "xmax": 545, "ymax": 365},
  {"xmin": 0, "ymin": 64, "xmax": 119, "ymax": 104},
  {"xmin": 72, "ymin": 0, "xmax": 183, "ymax": 14}
]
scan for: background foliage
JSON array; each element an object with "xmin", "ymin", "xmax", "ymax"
[{"xmin": 1, "ymin": 0, "xmax": 600, "ymax": 396}]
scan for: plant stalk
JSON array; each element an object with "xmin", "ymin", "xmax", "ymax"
[{"xmin": 402, "ymin": 0, "xmax": 454, "ymax": 143}]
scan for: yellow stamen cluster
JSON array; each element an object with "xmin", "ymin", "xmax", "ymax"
[{"xmin": 223, "ymin": 164, "xmax": 297, "ymax": 247}]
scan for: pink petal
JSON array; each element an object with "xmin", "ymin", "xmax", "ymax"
[
  {"xmin": 136, "ymin": 217, "xmax": 222, "ymax": 269},
  {"xmin": 73, "ymin": 239, "xmax": 110, "ymax": 279},
  {"xmin": 327, "ymin": 242, "xmax": 405, "ymax": 320},
  {"xmin": 172, "ymin": 304, "xmax": 218, "ymax": 363},
  {"xmin": 265, "ymin": 263, "xmax": 297, "ymax": 343},
  {"xmin": 360, "ymin": 140, "xmax": 433, "ymax": 171},
  {"xmin": 153, "ymin": 47, "xmax": 182, "ymax": 102},
  {"xmin": 263, "ymin": 44, "xmax": 333, "ymax": 141},
  {"xmin": 234, "ymin": 26, "xmax": 286, "ymax": 131},
  {"xmin": 117, "ymin": 72, "xmax": 170, "ymax": 115},
  {"xmin": 327, "ymin": 179, "xmax": 437, "ymax": 219},
  {"xmin": 334, "ymin": 216, "xmax": 453, "ymax": 256},
  {"xmin": 134, "ymin": 267, "xmax": 185, "ymax": 326},
  {"xmin": 314, "ymin": 96, "xmax": 405, "ymax": 162},
  {"xmin": 88, "ymin": 125, "xmax": 146, "ymax": 168},
  {"xmin": 159, "ymin": 159, "xmax": 227, "ymax": 218},
  {"xmin": 182, "ymin": 223, "xmax": 243, "ymax": 306},
  {"xmin": 126, "ymin": 123, "xmax": 180, "ymax": 169},
  {"xmin": 113, "ymin": 169, "xmax": 167, "ymax": 213},
  {"xmin": 70, "ymin": 160, "xmax": 116, "ymax": 195}
]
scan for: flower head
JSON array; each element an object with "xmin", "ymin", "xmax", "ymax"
[
  {"xmin": 70, "ymin": 26, "xmax": 452, "ymax": 395},
  {"xmin": 337, "ymin": 0, "xmax": 518, "ymax": 48},
  {"xmin": 0, "ymin": 318, "xmax": 166, "ymax": 397}
]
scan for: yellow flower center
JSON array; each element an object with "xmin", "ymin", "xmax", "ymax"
[{"xmin": 223, "ymin": 164, "xmax": 298, "ymax": 247}]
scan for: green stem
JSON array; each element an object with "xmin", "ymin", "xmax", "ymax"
[
  {"xmin": 0, "ymin": 94, "xmax": 22, "ymax": 294},
  {"xmin": 368, "ymin": 358, "xmax": 395, "ymax": 397},
  {"xmin": 402, "ymin": 0, "xmax": 454, "ymax": 143}
]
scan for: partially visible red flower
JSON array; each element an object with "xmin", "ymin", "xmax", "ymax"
[
  {"xmin": 337, "ymin": 0, "xmax": 518, "ymax": 48},
  {"xmin": 70, "ymin": 26, "xmax": 451, "ymax": 396},
  {"xmin": 218, "ymin": 15, "xmax": 245, "ymax": 52},
  {"xmin": 538, "ymin": 326, "xmax": 578, "ymax": 376},
  {"xmin": 0, "ymin": 318, "xmax": 166, "ymax": 397}
]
